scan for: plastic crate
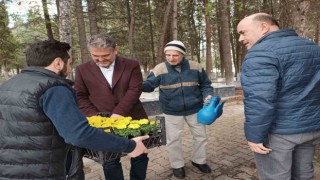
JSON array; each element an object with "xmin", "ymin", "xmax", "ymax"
[{"xmin": 84, "ymin": 116, "xmax": 166, "ymax": 164}]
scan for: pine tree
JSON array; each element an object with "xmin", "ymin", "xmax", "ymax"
[{"xmin": 0, "ymin": 0, "xmax": 17, "ymax": 78}]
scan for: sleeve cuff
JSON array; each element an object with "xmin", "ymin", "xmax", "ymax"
[{"xmin": 123, "ymin": 139, "xmax": 136, "ymax": 153}]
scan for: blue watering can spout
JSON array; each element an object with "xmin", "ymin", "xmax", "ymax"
[{"xmin": 197, "ymin": 96, "xmax": 225, "ymax": 125}]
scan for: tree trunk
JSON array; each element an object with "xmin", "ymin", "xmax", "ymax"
[
  {"xmin": 231, "ymin": 0, "xmax": 246, "ymax": 79},
  {"xmin": 193, "ymin": 12, "xmax": 201, "ymax": 63},
  {"xmin": 74, "ymin": 0, "xmax": 90, "ymax": 63},
  {"xmin": 202, "ymin": 0, "xmax": 213, "ymax": 79},
  {"xmin": 220, "ymin": 0, "xmax": 233, "ymax": 84},
  {"xmin": 147, "ymin": 0, "xmax": 156, "ymax": 67},
  {"xmin": 56, "ymin": 0, "xmax": 60, "ymax": 17},
  {"xmin": 42, "ymin": 0, "xmax": 54, "ymax": 39},
  {"xmin": 270, "ymin": 0, "xmax": 275, "ymax": 16},
  {"xmin": 157, "ymin": 0, "xmax": 173, "ymax": 64},
  {"xmin": 59, "ymin": 0, "xmax": 72, "ymax": 79},
  {"xmin": 315, "ymin": 24, "xmax": 319, "ymax": 44},
  {"xmin": 231, "ymin": 1, "xmax": 237, "ymax": 77},
  {"xmin": 59, "ymin": 0, "xmax": 71, "ymax": 44},
  {"xmin": 172, "ymin": 0, "xmax": 177, "ymax": 40},
  {"xmin": 293, "ymin": 0, "xmax": 310, "ymax": 37},
  {"xmin": 87, "ymin": 0, "xmax": 99, "ymax": 35},
  {"xmin": 186, "ymin": 1, "xmax": 200, "ymax": 63},
  {"xmin": 239, "ymin": 0, "xmax": 247, "ymax": 75},
  {"xmin": 1, "ymin": 62, "xmax": 9, "ymax": 79},
  {"xmin": 217, "ymin": 0, "xmax": 224, "ymax": 77},
  {"xmin": 128, "ymin": 0, "xmax": 137, "ymax": 56},
  {"xmin": 126, "ymin": 0, "xmax": 131, "ymax": 29}
]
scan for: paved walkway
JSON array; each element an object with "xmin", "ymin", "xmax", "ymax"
[{"xmin": 83, "ymin": 102, "xmax": 320, "ymax": 180}]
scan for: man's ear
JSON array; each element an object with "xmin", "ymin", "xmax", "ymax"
[
  {"xmin": 260, "ymin": 22, "xmax": 270, "ymax": 35},
  {"xmin": 52, "ymin": 57, "xmax": 64, "ymax": 71},
  {"xmin": 114, "ymin": 46, "xmax": 119, "ymax": 55}
]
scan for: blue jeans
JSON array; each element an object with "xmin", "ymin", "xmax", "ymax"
[
  {"xmin": 103, "ymin": 153, "xmax": 149, "ymax": 180},
  {"xmin": 254, "ymin": 130, "xmax": 320, "ymax": 180}
]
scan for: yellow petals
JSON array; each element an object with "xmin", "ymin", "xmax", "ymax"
[
  {"xmin": 128, "ymin": 123, "xmax": 140, "ymax": 129},
  {"xmin": 104, "ymin": 129, "xmax": 111, "ymax": 133},
  {"xmin": 86, "ymin": 116, "xmax": 160, "ymax": 137},
  {"xmin": 138, "ymin": 119, "xmax": 149, "ymax": 125}
]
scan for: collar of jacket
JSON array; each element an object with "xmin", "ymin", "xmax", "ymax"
[
  {"xmin": 165, "ymin": 58, "xmax": 187, "ymax": 70},
  {"xmin": 253, "ymin": 29, "xmax": 297, "ymax": 48},
  {"xmin": 21, "ymin": 66, "xmax": 74, "ymax": 86}
]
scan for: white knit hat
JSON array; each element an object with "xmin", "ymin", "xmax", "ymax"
[{"xmin": 164, "ymin": 40, "xmax": 186, "ymax": 55}]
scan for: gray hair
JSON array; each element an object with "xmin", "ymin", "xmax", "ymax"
[{"xmin": 87, "ymin": 33, "xmax": 117, "ymax": 50}]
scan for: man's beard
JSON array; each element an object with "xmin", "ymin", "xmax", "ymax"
[{"xmin": 58, "ymin": 64, "xmax": 68, "ymax": 78}]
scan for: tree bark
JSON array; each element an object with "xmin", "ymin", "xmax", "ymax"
[
  {"xmin": 74, "ymin": 0, "xmax": 90, "ymax": 63},
  {"xmin": 202, "ymin": 0, "xmax": 213, "ymax": 79},
  {"xmin": 58, "ymin": 0, "xmax": 72, "ymax": 79},
  {"xmin": 220, "ymin": 0, "xmax": 233, "ymax": 84},
  {"xmin": 87, "ymin": 0, "xmax": 99, "ymax": 35},
  {"xmin": 147, "ymin": 0, "xmax": 156, "ymax": 67},
  {"xmin": 128, "ymin": 0, "xmax": 137, "ymax": 56},
  {"xmin": 293, "ymin": 0, "xmax": 310, "ymax": 37},
  {"xmin": 186, "ymin": 1, "xmax": 200, "ymax": 63},
  {"xmin": 42, "ymin": 0, "xmax": 54, "ymax": 39},
  {"xmin": 231, "ymin": 0, "xmax": 246, "ymax": 78},
  {"xmin": 56, "ymin": 0, "xmax": 60, "ymax": 18},
  {"xmin": 157, "ymin": 0, "xmax": 173, "ymax": 64},
  {"xmin": 59, "ymin": 0, "xmax": 71, "ymax": 44},
  {"xmin": 315, "ymin": 24, "xmax": 319, "ymax": 44},
  {"xmin": 172, "ymin": 0, "xmax": 177, "ymax": 40},
  {"xmin": 1, "ymin": 63, "xmax": 9, "ymax": 79},
  {"xmin": 217, "ymin": 0, "xmax": 224, "ymax": 77}
]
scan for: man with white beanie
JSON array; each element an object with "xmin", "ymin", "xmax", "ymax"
[{"xmin": 143, "ymin": 40, "xmax": 214, "ymax": 179}]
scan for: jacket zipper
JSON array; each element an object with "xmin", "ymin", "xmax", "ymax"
[{"xmin": 178, "ymin": 71, "xmax": 187, "ymax": 115}]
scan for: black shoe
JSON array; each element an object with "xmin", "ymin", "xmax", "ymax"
[
  {"xmin": 172, "ymin": 167, "xmax": 185, "ymax": 179},
  {"xmin": 191, "ymin": 162, "xmax": 212, "ymax": 173}
]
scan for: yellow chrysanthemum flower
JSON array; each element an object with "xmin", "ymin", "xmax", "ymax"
[
  {"xmin": 115, "ymin": 118, "xmax": 130, "ymax": 126},
  {"xmin": 138, "ymin": 119, "xmax": 149, "ymax": 125},
  {"xmin": 128, "ymin": 123, "xmax": 140, "ymax": 129},
  {"xmin": 114, "ymin": 123, "xmax": 127, "ymax": 129},
  {"xmin": 87, "ymin": 115, "xmax": 161, "ymax": 137},
  {"xmin": 130, "ymin": 120, "xmax": 140, "ymax": 124}
]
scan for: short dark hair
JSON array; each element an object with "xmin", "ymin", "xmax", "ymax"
[
  {"xmin": 253, "ymin": 14, "xmax": 280, "ymax": 27},
  {"xmin": 25, "ymin": 39, "xmax": 71, "ymax": 67}
]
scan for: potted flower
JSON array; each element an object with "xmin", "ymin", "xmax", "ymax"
[{"xmin": 85, "ymin": 115, "xmax": 166, "ymax": 162}]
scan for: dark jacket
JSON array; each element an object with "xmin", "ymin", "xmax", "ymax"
[
  {"xmin": 0, "ymin": 67, "xmax": 72, "ymax": 179},
  {"xmin": 143, "ymin": 59, "xmax": 213, "ymax": 116},
  {"xmin": 241, "ymin": 29, "xmax": 320, "ymax": 143},
  {"xmin": 74, "ymin": 56, "xmax": 147, "ymax": 119}
]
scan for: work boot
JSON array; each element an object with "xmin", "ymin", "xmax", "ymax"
[
  {"xmin": 191, "ymin": 161, "xmax": 212, "ymax": 173},
  {"xmin": 172, "ymin": 167, "xmax": 185, "ymax": 179}
]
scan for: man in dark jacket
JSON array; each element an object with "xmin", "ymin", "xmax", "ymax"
[
  {"xmin": 143, "ymin": 40, "xmax": 214, "ymax": 179},
  {"xmin": 238, "ymin": 13, "xmax": 320, "ymax": 180},
  {"xmin": 74, "ymin": 33, "xmax": 149, "ymax": 180},
  {"xmin": 0, "ymin": 39, "xmax": 148, "ymax": 179}
]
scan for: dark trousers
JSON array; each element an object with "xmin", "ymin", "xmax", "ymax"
[{"xmin": 103, "ymin": 153, "xmax": 149, "ymax": 180}]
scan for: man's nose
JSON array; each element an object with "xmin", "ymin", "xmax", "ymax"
[
  {"xmin": 238, "ymin": 35, "xmax": 244, "ymax": 42},
  {"xmin": 98, "ymin": 56, "xmax": 105, "ymax": 61},
  {"xmin": 166, "ymin": 55, "xmax": 174, "ymax": 60}
]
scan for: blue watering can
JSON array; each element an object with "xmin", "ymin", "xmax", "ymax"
[{"xmin": 197, "ymin": 96, "xmax": 225, "ymax": 125}]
